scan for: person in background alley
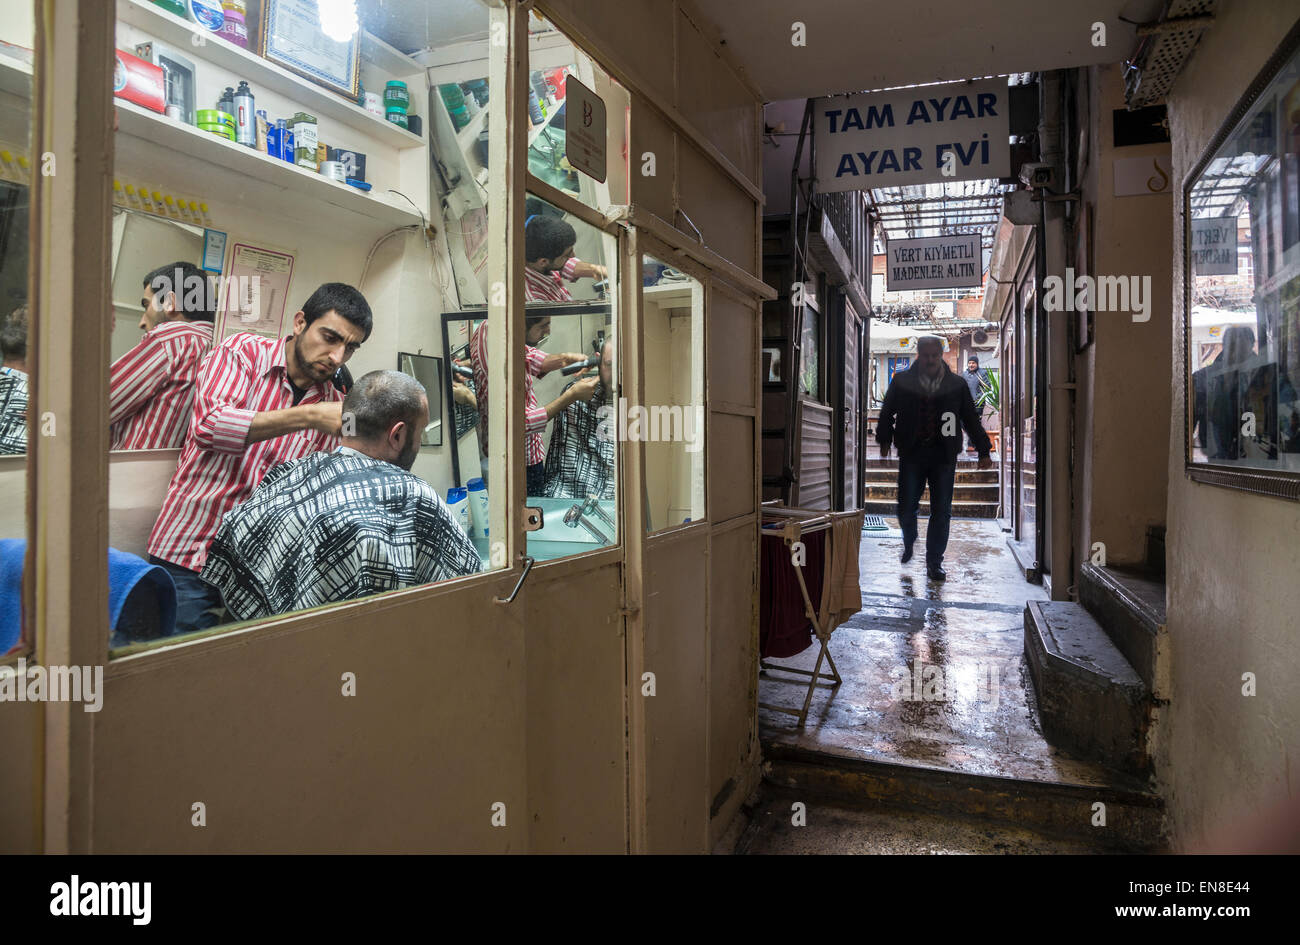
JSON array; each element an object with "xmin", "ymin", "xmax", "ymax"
[
  {"xmin": 963, "ymin": 356, "xmax": 990, "ymax": 453},
  {"xmin": 876, "ymin": 337, "xmax": 992, "ymax": 581}
]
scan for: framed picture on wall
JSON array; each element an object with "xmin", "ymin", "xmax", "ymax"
[{"xmin": 260, "ymin": 0, "xmax": 361, "ymax": 101}]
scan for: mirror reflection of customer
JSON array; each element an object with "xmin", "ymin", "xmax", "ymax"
[
  {"xmin": 200, "ymin": 370, "xmax": 480, "ymax": 622},
  {"xmin": 469, "ymin": 313, "xmax": 593, "ymax": 495},
  {"xmin": 147, "ymin": 283, "xmax": 372, "ymax": 634},
  {"xmin": 543, "ymin": 339, "xmax": 614, "ymax": 500},
  {"xmin": 1283, "ymin": 410, "xmax": 1300, "ymax": 452},
  {"xmin": 109, "ymin": 262, "xmax": 215, "ymax": 450},
  {"xmin": 876, "ymin": 337, "xmax": 992, "ymax": 582},
  {"xmin": 0, "ymin": 306, "xmax": 29, "ymax": 455},
  {"xmin": 1199, "ymin": 325, "xmax": 1257, "ymax": 459}
]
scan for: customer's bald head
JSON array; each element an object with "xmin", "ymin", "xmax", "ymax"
[{"xmin": 342, "ymin": 370, "xmax": 428, "ymax": 470}]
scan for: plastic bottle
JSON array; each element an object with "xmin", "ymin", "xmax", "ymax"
[
  {"xmin": 233, "ymin": 81, "xmax": 256, "ymax": 147},
  {"xmin": 446, "ymin": 487, "xmax": 471, "ymax": 536},
  {"xmin": 217, "ymin": 0, "xmax": 249, "ymax": 48},
  {"xmin": 198, "ymin": 202, "xmax": 213, "ymax": 226},
  {"xmin": 177, "ymin": 199, "xmax": 194, "ymax": 223},
  {"xmin": 124, "ymin": 184, "xmax": 143, "ymax": 210},
  {"xmin": 138, "ymin": 187, "xmax": 156, "ymax": 213},
  {"xmin": 152, "ymin": 0, "xmax": 187, "ymax": 17},
  {"xmin": 15, "ymin": 155, "xmax": 30, "ymax": 182},
  {"xmin": 188, "ymin": 200, "xmax": 202, "ymax": 223},
  {"xmin": 217, "ymin": 87, "xmax": 235, "ymax": 122},
  {"xmin": 466, "ymin": 477, "xmax": 489, "ymax": 538},
  {"xmin": 438, "ymin": 84, "xmax": 470, "ymax": 131},
  {"xmin": 112, "ymin": 180, "xmax": 124, "ymax": 206},
  {"xmin": 526, "ymin": 87, "xmax": 544, "ymax": 126},
  {"xmin": 291, "ymin": 112, "xmax": 318, "ymax": 169},
  {"xmin": 162, "ymin": 195, "xmax": 181, "ymax": 219},
  {"xmin": 277, "ymin": 119, "xmax": 294, "ymax": 165},
  {"xmin": 187, "ymin": 0, "xmax": 225, "ymax": 33},
  {"xmin": 151, "ymin": 191, "xmax": 165, "ymax": 216}
]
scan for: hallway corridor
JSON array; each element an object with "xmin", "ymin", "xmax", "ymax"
[{"xmin": 753, "ymin": 519, "xmax": 1164, "ymax": 851}]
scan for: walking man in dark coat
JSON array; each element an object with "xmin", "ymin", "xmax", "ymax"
[{"xmin": 876, "ymin": 337, "xmax": 992, "ymax": 581}]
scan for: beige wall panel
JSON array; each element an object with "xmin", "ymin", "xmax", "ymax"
[
  {"xmin": 674, "ymin": 8, "xmax": 757, "ymax": 180},
  {"xmin": 706, "ymin": 523, "xmax": 757, "ymax": 841},
  {"xmin": 1085, "ymin": 63, "xmax": 1173, "ymax": 565},
  {"xmin": 543, "ymin": 0, "xmax": 675, "ymax": 103},
  {"xmin": 91, "ymin": 586, "xmax": 527, "ymax": 853},
  {"xmin": 0, "ymin": 700, "xmax": 40, "ymax": 853},
  {"xmin": 1164, "ymin": 0, "xmax": 1300, "ymax": 851},
  {"xmin": 523, "ymin": 562, "xmax": 626, "ymax": 852},
  {"xmin": 709, "ymin": 292, "xmax": 757, "ymax": 408},
  {"xmin": 709, "ymin": 413, "xmax": 755, "ymax": 522},
  {"xmin": 678, "ymin": 144, "xmax": 757, "ymax": 275},
  {"xmin": 642, "ymin": 531, "xmax": 708, "ymax": 851},
  {"xmin": 629, "ymin": 101, "xmax": 677, "ymax": 221}
]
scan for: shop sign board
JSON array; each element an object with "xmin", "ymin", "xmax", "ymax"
[
  {"xmin": 1113, "ymin": 153, "xmax": 1172, "ymax": 196},
  {"xmin": 1190, "ymin": 216, "xmax": 1238, "ymax": 275},
  {"xmin": 885, "ymin": 234, "xmax": 983, "ymax": 291},
  {"xmin": 564, "ymin": 76, "xmax": 606, "ymax": 183},
  {"xmin": 814, "ymin": 78, "xmax": 1010, "ymax": 191}
]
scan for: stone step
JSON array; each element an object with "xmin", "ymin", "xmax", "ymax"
[
  {"xmin": 761, "ymin": 742, "xmax": 1164, "ymax": 851},
  {"xmin": 863, "ymin": 468, "xmax": 1000, "ymax": 484},
  {"xmin": 1078, "ymin": 564, "xmax": 1166, "ymax": 694},
  {"xmin": 864, "ymin": 483, "xmax": 1000, "ymax": 501},
  {"xmin": 862, "ymin": 499, "xmax": 999, "ymax": 518},
  {"xmin": 1024, "ymin": 600, "xmax": 1151, "ymax": 777}
]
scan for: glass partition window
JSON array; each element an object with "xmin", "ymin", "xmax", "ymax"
[
  {"xmin": 1186, "ymin": 34, "xmax": 1300, "ymax": 489},
  {"xmin": 105, "ymin": 0, "xmax": 506, "ymax": 653},
  {"xmin": 642, "ymin": 254, "xmax": 705, "ymax": 533},
  {"xmin": 526, "ymin": 14, "xmax": 630, "ymax": 213},
  {"xmin": 0, "ymin": 6, "xmax": 34, "ymax": 658}
]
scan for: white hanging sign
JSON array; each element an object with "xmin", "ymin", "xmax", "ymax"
[
  {"xmin": 885, "ymin": 234, "xmax": 983, "ymax": 291},
  {"xmin": 564, "ymin": 76, "xmax": 607, "ymax": 183},
  {"xmin": 814, "ymin": 78, "xmax": 1010, "ymax": 191}
]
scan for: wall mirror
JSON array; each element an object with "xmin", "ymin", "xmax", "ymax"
[
  {"xmin": 1185, "ymin": 23, "xmax": 1300, "ymax": 498},
  {"xmin": 396, "ymin": 351, "xmax": 444, "ymax": 447}
]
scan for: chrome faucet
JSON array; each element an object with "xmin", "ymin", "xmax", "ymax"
[
  {"xmin": 564, "ymin": 503, "xmax": 610, "ymax": 544},
  {"xmin": 581, "ymin": 496, "xmax": 615, "ymax": 532}
]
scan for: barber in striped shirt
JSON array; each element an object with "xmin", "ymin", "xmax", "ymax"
[
  {"xmin": 147, "ymin": 283, "xmax": 372, "ymax": 634},
  {"xmin": 109, "ymin": 261, "xmax": 215, "ymax": 451},
  {"xmin": 470, "ymin": 214, "xmax": 603, "ymax": 494}
]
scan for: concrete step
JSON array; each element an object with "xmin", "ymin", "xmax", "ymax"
[
  {"xmin": 863, "ymin": 499, "xmax": 999, "ymax": 518},
  {"xmin": 760, "ymin": 742, "xmax": 1164, "ymax": 851},
  {"xmin": 864, "ymin": 483, "xmax": 1000, "ymax": 501},
  {"xmin": 1024, "ymin": 600, "xmax": 1151, "ymax": 777},
  {"xmin": 1078, "ymin": 564, "xmax": 1166, "ymax": 694}
]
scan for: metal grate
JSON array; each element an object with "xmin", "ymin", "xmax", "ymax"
[
  {"xmin": 1124, "ymin": 0, "xmax": 1217, "ymax": 109},
  {"xmin": 862, "ymin": 515, "xmax": 889, "ymax": 530}
]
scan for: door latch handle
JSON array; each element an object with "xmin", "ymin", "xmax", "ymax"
[{"xmin": 494, "ymin": 555, "xmax": 535, "ymax": 604}]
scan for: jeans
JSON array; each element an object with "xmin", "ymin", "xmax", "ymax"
[
  {"xmin": 148, "ymin": 555, "xmax": 226, "ymax": 635},
  {"xmin": 896, "ymin": 445, "xmax": 958, "ymax": 568},
  {"xmin": 967, "ymin": 407, "xmax": 987, "ymax": 450}
]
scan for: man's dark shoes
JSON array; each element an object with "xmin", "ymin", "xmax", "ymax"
[
  {"xmin": 900, "ymin": 543, "xmax": 914, "ymax": 564},
  {"xmin": 927, "ymin": 565, "xmax": 946, "ymax": 581}
]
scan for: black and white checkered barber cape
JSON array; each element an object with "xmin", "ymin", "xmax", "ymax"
[
  {"xmin": 201, "ymin": 447, "xmax": 482, "ymax": 621},
  {"xmin": 542, "ymin": 379, "xmax": 615, "ymax": 500}
]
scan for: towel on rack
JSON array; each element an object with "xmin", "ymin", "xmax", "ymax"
[
  {"xmin": 759, "ymin": 529, "xmax": 825, "ymax": 659},
  {"xmin": 820, "ymin": 512, "xmax": 864, "ymax": 635}
]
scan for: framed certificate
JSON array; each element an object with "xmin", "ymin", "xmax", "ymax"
[{"xmin": 260, "ymin": 0, "xmax": 361, "ymax": 100}]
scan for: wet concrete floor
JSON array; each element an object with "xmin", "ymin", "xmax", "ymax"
[
  {"xmin": 759, "ymin": 518, "xmax": 1127, "ymax": 788},
  {"xmin": 740, "ymin": 785, "xmax": 1099, "ymax": 854}
]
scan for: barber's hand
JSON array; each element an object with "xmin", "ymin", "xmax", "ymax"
[
  {"xmin": 569, "ymin": 376, "xmax": 600, "ymax": 403},
  {"xmin": 564, "ymin": 352, "xmax": 589, "ymax": 366},
  {"xmin": 977, "ymin": 454, "xmax": 993, "ymax": 470},
  {"xmin": 313, "ymin": 401, "xmax": 344, "ymax": 436}
]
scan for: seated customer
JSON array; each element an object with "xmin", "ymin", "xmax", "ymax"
[
  {"xmin": 0, "ymin": 306, "xmax": 29, "ymax": 455},
  {"xmin": 200, "ymin": 370, "xmax": 481, "ymax": 622},
  {"xmin": 543, "ymin": 339, "xmax": 613, "ymax": 500}
]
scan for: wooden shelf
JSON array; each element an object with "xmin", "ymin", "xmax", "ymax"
[
  {"xmin": 455, "ymin": 105, "xmax": 488, "ymax": 151},
  {"xmin": 643, "ymin": 282, "xmax": 696, "ymax": 307},
  {"xmin": 0, "ymin": 49, "xmax": 32, "ymax": 98},
  {"xmin": 527, "ymin": 98, "xmax": 565, "ymax": 148},
  {"xmin": 115, "ymin": 100, "xmax": 423, "ymax": 228},
  {"xmin": 116, "ymin": 0, "xmax": 425, "ymax": 151}
]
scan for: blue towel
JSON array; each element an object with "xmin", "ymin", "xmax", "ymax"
[{"xmin": 0, "ymin": 540, "xmax": 177, "ymax": 653}]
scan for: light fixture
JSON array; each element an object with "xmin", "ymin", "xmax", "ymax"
[{"xmin": 318, "ymin": 0, "xmax": 359, "ymax": 43}]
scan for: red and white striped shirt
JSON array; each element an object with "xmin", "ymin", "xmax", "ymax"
[
  {"xmin": 523, "ymin": 257, "xmax": 579, "ymax": 303},
  {"xmin": 109, "ymin": 320, "xmax": 213, "ymax": 451},
  {"xmin": 470, "ymin": 321, "xmax": 551, "ymax": 467},
  {"xmin": 147, "ymin": 332, "xmax": 343, "ymax": 572}
]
